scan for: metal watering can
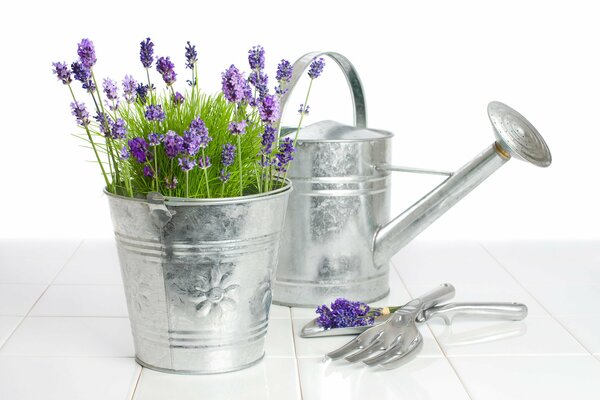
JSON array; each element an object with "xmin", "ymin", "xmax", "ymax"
[{"xmin": 273, "ymin": 52, "xmax": 552, "ymax": 307}]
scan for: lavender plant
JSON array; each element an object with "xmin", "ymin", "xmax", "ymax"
[{"xmin": 53, "ymin": 39, "xmax": 326, "ymax": 198}]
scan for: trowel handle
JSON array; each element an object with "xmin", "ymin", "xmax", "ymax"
[
  {"xmin": 278, "ymin": 51, "xmax": 367, "ymax": 135},
  {"xmin": 420, "ymin": 302, "xmax": 529, "ymax": 325}
]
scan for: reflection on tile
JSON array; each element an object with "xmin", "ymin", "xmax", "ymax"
[
  {"xmin": 0, "ymin": 240, "xmax": 81, "ymax": 284},
  {"xmin": 0, "ymin": 316, "xmax": 22, "ymax": 347},
  {"xmin": 298, "ymin": 356, "xmax": 469, "ymax": 400},
  {"xmin": 482, "ymin": 241, "xmax": 600, "ymax": 285},
  {"xmin": 269, "ymin": 305, "xmax": 291, "ymax": 319},
  {"xmin": 392, "ymin": 241, "xmax": 516, "ymax": 288},
  {"xmin": 54, "ymin": 239, "xmax": 122, "ymax": 285},
  {"xmin": 292, "ymin": 318, "xmax": 442, "ymax": 358},
  {"xmin": 428, "ymin": 316, "xmax": 587, "ymax": 356},
  {"xmin": 555, "ymin": 314, "xmax": 600, "ymax": 354},
  {"xmin": 29, "ymin": 284, "xmax": 128, "ymax": 317},
  {"xmin": 0, "ymin": 284, "xmax": 46, "ymax": 315},
  {"xmin": 451, "ymin": 355, "xmax": 600, "ymax": 400},
  {"xmin": 134, "ymin": 357, "xmax": 301, "ymax": 400},
  {"xmin": 1, "ymin": 317, "xmax": 134, "ymax": 357},
  {"xmin": 265, "ymin": 318, "xmax": 295, "ymax": 357},
  {"xmin": 0, "ymin": 356, "xmax": 140, "ymax": 400}
]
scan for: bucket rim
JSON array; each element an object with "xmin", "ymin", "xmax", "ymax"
[{"xmin": 104, "ymin": 178, "xmax": 292, "ymax": 206}]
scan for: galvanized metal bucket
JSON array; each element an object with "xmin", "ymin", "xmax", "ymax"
[{"xmin": 106, "ymin": 182, "xmax": 291, "ymax": 374}]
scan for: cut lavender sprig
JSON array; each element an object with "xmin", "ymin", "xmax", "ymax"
[{"xmin": 315, "ymin": 298, "xmax": 379, "ymax": 329}]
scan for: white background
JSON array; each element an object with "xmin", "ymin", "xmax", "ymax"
[{"xmin": 0, "ymin": 0, "xmax": 597, "ymax": 240}]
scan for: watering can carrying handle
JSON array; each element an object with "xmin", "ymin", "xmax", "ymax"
[{"xmin": 278, "ymin": 51, "xmax": 368, "ymax": 136}]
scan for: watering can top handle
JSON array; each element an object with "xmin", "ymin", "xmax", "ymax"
[{"xmin": 278, "ymin": 51, "xmax": 367, "ymax": 136}]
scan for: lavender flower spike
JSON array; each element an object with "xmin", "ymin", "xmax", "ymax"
[
  {"xmin": 156, "ymin": 56, "xmax": 176, "ymax": 86},
  {"xmin": 276, "ymin": 59, "xmax": 293, "ymax": 83},
  {"xmin": 275, "ymin": 137, "xmax": 295, "ymax": 173},
  {"xmin": 71, "ymin": 61, "xmax": 95, "ymax": 93},
  {"xmin": 77, "ymin": 38, "xmax": 97, "ymax": 69},
  {"xmin": 221, "ymin": 65, "xmax": 250, "ymax": 104},
  {"xmin": 122, "ymin": 75, "xmax": 137, "ymax": 103},
  {"xmin": 298, "ymin": 104, "xmax": 310, "ymax": 115},
  {"xmin": 163, "ymin": 130, "xmax": 184, "ymax": 158},
  {"xmin": 258, "ymin": 94, "xmax": 280, "ymax": 123},
  {"xmin": 308, "ymin": 57, "xmax": 325, "ymax": 79},
  {"xmin": 52, "ymin": 62, "xmax": 72, "ymax": 85},
  {"xmin": 185, "ymin": 41, "xmax": 197, "ymax": 69},
  {"xmin": 119, "ymin": 146, "xmax": 130, "ymax": 160},
  {"xmin": 70, "ymin": 101, "xmax": 90, "ymax": 126},
  {"xmin": 261, "ymin": 125, "xmax": 276, "ymax": 154},
  {"xmin": 221, "ymin": 143, "xmax": 236, "ymax": 167},
  {"xmin": 165, "ymin": 176, "xmax": 178, "ymax": 189},
  {"xmin": 173, "ymin": 92, "xmax": 185, "ymax": 105},
  {"xmin": 143, "ymin": 165, "xmax": 154, "ymax": 178},
  {"xmin": 140, "ymin": 38, "xmax": 154, "ymax": 68},
  {"xmin": 178, "ymin": 157, "xmax": 196, "ymax": 172},
  {"xmin": 148, "ymin": 133, "xmax": 163, "ymax": 146},
  {"xmin": 103, "ymin": 78, "xmax": 118, "ymax": 101},
  {"xmin": 198, "ymin": 155, "xmax": 212, "ymax": 169},
  {"xmin": 136, "ymin": 83, "xmax": 149, "ymax": 104},
  {"xmin": 145, "ymin": 104, "xmax": 165, "ymax": 122},
  {"xmin": 111, "ymin": 118, "xmax": 127, "ymax": 139},
  {"xmin": 128, "ymin": 137, "xmax": 149, "ymax": 163},
  {"xmin": 219, "ymin": 170, "xmax": 231, "ymax": 183},
  {"xmin": 228, "ymin": 120, "xmax": 247, "ymax": 136},
  {"xmin": 248, "ymin": 45, "xmax": 265, "ymax": 70}
]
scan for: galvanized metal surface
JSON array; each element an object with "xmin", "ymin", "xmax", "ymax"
[
  {"xmin": 106, "ymin": 183, "xmax": 291, "ymax": 374},
  {"xmin": 274, "ymin": 52, "xmax": 552, "ymax": 308}
]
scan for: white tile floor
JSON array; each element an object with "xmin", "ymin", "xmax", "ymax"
[{"xmin": 0, "ymin": 239, "xmax": 599, "ymax": 399}]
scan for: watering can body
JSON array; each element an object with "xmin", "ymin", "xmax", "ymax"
[
  {"xmin": 275, "ymin": 121, "xmax": 395, "ymax": 305},
  {"xmin": 272, "ymin": 52, "xmax": 552, "ymax": 307}
]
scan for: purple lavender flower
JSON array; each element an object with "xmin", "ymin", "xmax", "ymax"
[
  {"xmin": 140, "ymin": 38, "xmax": 154, "ymax": 68},
  {"xmin": 185, "ymin": 41, "xmax": 197, "ymax": 69},
  {"xmin": 315, "ymin": 298, "xmax": 373, "ymax": 329},
  {"xmin": 261, "ymin": 124, "xmax": 276, "ymax": 154},
  {"xmin": 228, "ymin": 120, "xmax": 247, "ymax": 136},
  {"xmin": 178, "ymin": 157, "xmax": 196, "ymax": 172},
  {"xmin": 52, "ymin": 62, "xmax": 72, "ymax": 85},
  {"xmin": 219, "ymin": 170, "xmax": 231, "ymax": 183},
  {"xmin": 185, "ymin": 117, "xmax": 212, "ymax": 153},
  {"xmin": 94, "ymin": 111, "xmax": 111, "ymax": 135},
  {"xmin": 308, "ymin": 57, "xmax": 325, "ymax": 79},
  {"xmin": 70, "ymin": 101, "xmax": 90, "ymax": 126},
  {"xmin": 145, "ymin": 104, "xmax": 165, "ymax": 122},
  {"xmin": 248, "ymin": 45, "xmax": 265, "ymax": 70},
  {"xmin": 143, "ymin": 165, "xmax": 154, "ymax": 178},
  {"xmin": 156, "ymin": 56, "xmax": 176, "ymax": 86},
  {"xmin": 275, "ymin": 137, "xmax": 295, "ymax": 173},
  {"xmin": 173, "ymin": 91, "xmax": 185, "ymax": 105},
  {"xmin": 198, "ymin": 155, "xmax": 211, "ymax": 169},
  {"xmin": 110, "ymin": 118, "xmax": 127, "ymax": 139},
  {"xmin": 71, "ymin": 61, "xmax": 95, "ymax": 93},
  {"xmin": 122, "ymin": 75, "xmax": 137, "ymax": 103},
  {"xmin": 298, "ymin": 104, "xmax": 310, "ymax": 115},
  {"xmin": 128, "ymin": 137, "xmax": 149, "ymax": 163},
  {"xmin": 221, "ymin": 65, "xmax": 251, "ymax": 104},
  {"xmin": 276, "ymin": 59, "xmax": 293, "ymax": 82},
  {"xmin": 148, "ymin": 133, "xmax": 163, "ymax": 146},
  {"xmin": 221, "ymin": 143, "xmax": 236, "ymax": 167},
  {"xmin": 77, "ymin": 38, "xmax": 97, "ymax": 69},
  {"xmin": 102, "ymin": 78, "xmax": 118, "ymax": 100},
  {"xmin": 163, "ymin": 130, "xmax": 184, "ymax": 158},
  {"xmin": 258, "ymin": 94, "xmax": 280, "ymax": 123},
  {"xmin": 119, "ymin": 146, "xmax": 130, "ymax": 160},
  {"xmin": 165, "ymin": 176, "xmax": 178, "ymax": 189},
  {"xmin": 249, "ymin": 70, "xmax": 269, "ymax": 99},
  {"xmin": 136, "ymin": 83, "xmax": 149, "ymax": 104}
]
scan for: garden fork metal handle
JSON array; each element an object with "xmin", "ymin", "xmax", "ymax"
[
  {"xmin": 419, "ymin": 302, "xmax": 528, "ymax": 325},
  {"xmin": 402, "ymin": 283, "xmax": 456, "ymax": 315}
]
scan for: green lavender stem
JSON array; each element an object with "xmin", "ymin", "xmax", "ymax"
[
  {"xmin": 237, "ymin": 135, "xmax": 243, "ymax": 196},
  {"xmin": 202, "ymin": 148, "xmax": 211, "ymax": 198}
]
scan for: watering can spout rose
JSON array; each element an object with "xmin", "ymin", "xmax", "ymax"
[{"xmin": 273, "ymin": 52, "xmax": 552, "ymax": 307}]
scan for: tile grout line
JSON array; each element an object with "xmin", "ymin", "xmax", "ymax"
[
  {"xmin": 128, "ymin": 366, "xmax": 144, "ymax": 400},
  {"xmin": 478, "ymin": 241, "xmax": 600, "ymax": 363},
  {"xmin": 0, "ymin": 239, "xmax": 85, "ymax": 353},
  {"xmin": 390, "ymin": 261, "xmax": 475, "ymax": 400},
  {"xmin": 288, "ymin": 307, "xmax": 305, "ymax": 400}
]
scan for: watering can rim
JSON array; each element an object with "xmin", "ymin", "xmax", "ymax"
[{"xmin": 280, "ymin": 120, "xmax": 393, "ymax": 143}]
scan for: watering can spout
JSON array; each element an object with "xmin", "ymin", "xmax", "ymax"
[{"xmin": 372, "ymin": 101, "xmax": 552, "ymax": 267}]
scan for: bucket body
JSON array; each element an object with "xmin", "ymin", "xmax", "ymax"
[
  {"xmin": 274, "ymin": 125, "xmax": 392, "ymax": 307},
  {"xmin": 107, "ymin": 183, "xmax": 291, "ymax": 374}
]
